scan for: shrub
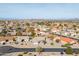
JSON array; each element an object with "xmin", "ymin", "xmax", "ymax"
[
  {"xmin": 5, "ymin": 40, "xmax": 9, "ymax": 42},
  {"xmin": 61, "ymin": 43, "xmax": 72, "ymax": 47},
  {"xmin": 51, "ymin": 42, "xmax": 54, "ymax": 45},
  {"xmin": 21, "ymin": 39, "xmax": 24, "ymax": 42},
  {"xmin": 35, "ymin": 46, "xmax": 44, "ymax": 53},
  {"xmin": 55, "ymin": 39, "xmax": 60, "ymax": 43},
  {"xmin": 13, "ymin": 38, "xmax": 16, "ymax": 41},
  {"xmin": 23, "ymin": 51, "xmax": 28, "ymax": 54},
  {"xmin": 2, "ymin": 42, "xmax": 6, "ymax": 45},
  {"xmin": 15, "ymin": 42, "xmax": 19, "ymax": 44},
  {"xmin": 28, "ymin": 53, "xmax": 32, "ymax": 55},
  {"xmin": 18, "ymin": 54, "xmax": 23, "ymax": 56}
]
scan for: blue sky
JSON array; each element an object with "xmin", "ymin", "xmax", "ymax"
[{"xmin": 0, "ymin": 3, "xmax": 79, "ymax": 19}]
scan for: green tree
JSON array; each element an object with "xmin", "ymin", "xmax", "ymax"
[
  {"xmin": 61, "ymin": 43, "xmax": 72, "ymax": 47},
  {"xmin": 16, "ymin": 31, "xmax": 22, "ymax": 36},
  {"xmin": 0, "ymin": 29, "xmax": 7, "ymax": 36},
  {"xmin": 26, "ymin": 22, "xmax": 30, "ymax": 26},
  {"xmin": 35, "ymin": 46, "xmax": 44, "ymax": 54},
  {"xmin": 65, "ymin": 47, "xmax": 73, "ymax": 54},
  {"xmin": 31, "ymin": 32, "xmax": 36, "ymax": 38},
  {"xmin": 55, "ymin": 39, "xmax": 60, "ymax": 43}
]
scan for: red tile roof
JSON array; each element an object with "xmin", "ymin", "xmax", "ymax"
[{"xmin": 60, "ymin": 37, "xmax": 75, "ymax": 43}]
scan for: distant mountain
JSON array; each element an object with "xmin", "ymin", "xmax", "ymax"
[{"xmin": 0, "ymin": 18, "xmax": 79, "ymax": 22}]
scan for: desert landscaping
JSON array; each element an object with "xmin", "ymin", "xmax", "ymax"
[{"xmin": 0, "ymin": 20, "xmax": 79, "ymax": 56}]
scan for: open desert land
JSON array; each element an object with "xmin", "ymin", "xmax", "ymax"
[{"xmin": 0, "ymin": 20, "xmax": 79, "ymax": 56}]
